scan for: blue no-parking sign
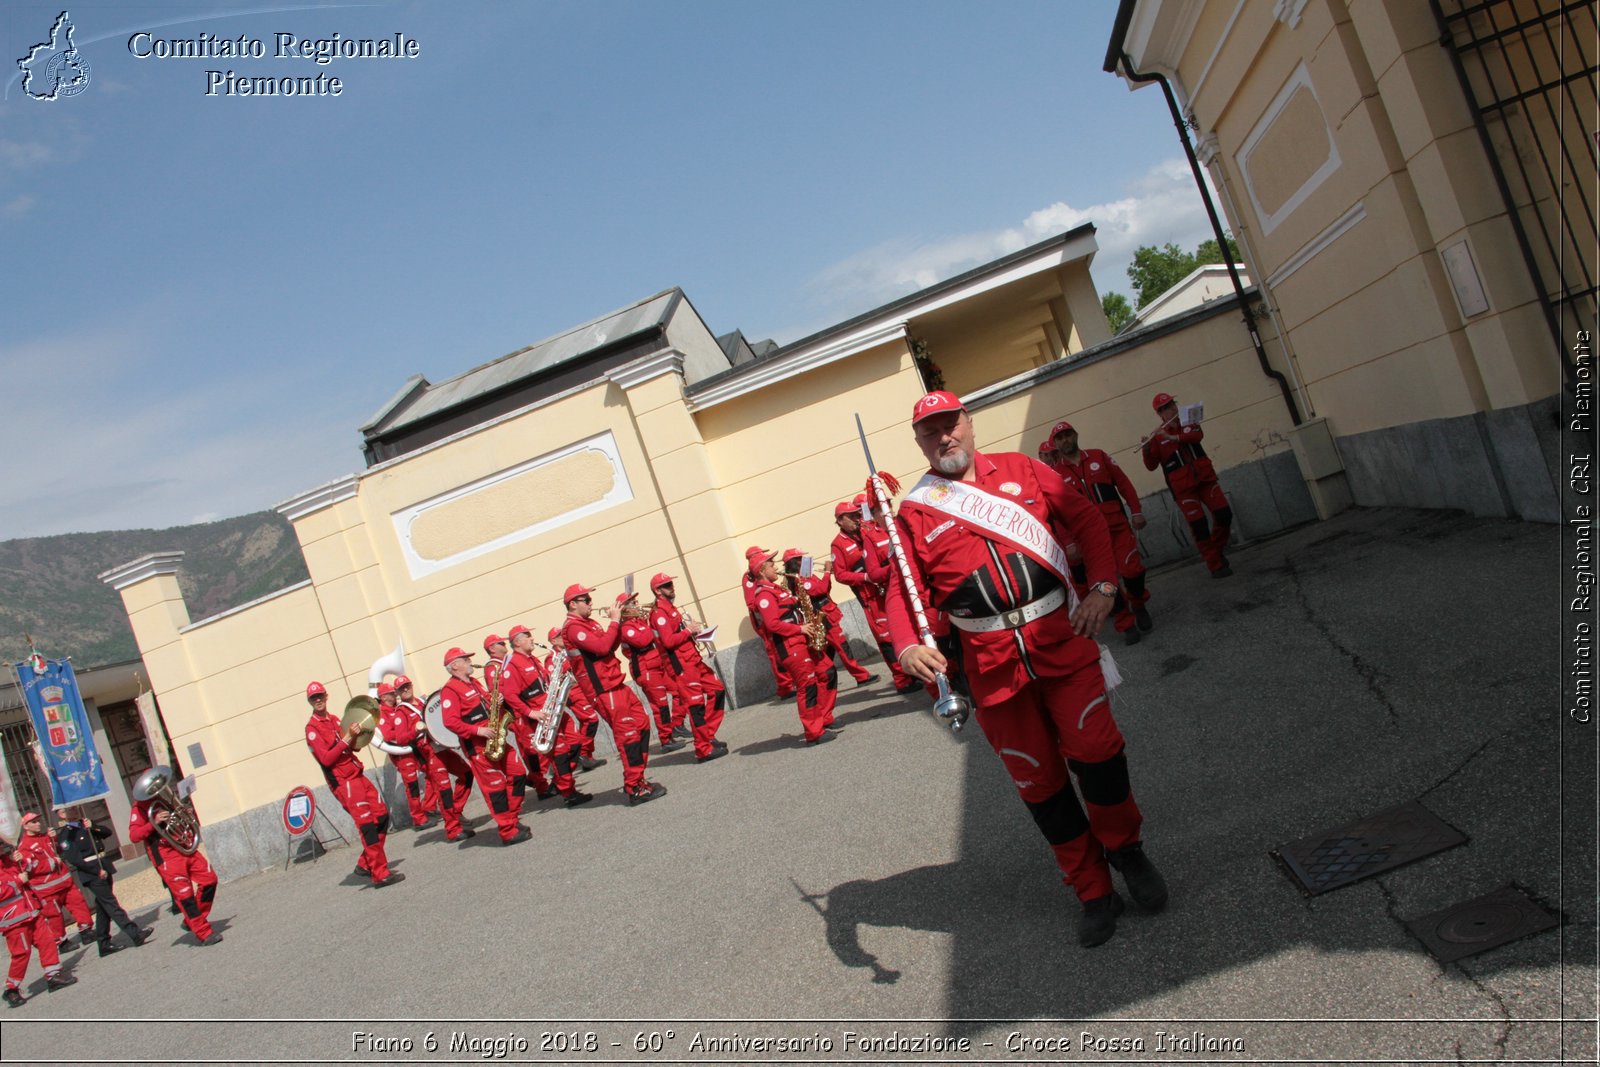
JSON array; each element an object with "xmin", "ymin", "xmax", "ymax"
[{"xmin": 281, "ymin": 786, "xmax": 316, "ymax": 836}]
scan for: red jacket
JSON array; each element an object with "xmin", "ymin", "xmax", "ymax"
[
  {"xmin": 377, "ymin": 703, "xmax": 426, "ymax": 750},
  {"xmin": 799, "ymin": 573, "xmax": 844, "ymax": 626},
  {"xmin": 1141, "ymin": 421, "xmax": 1215, "ymax": 491},
  {"xmin": 620, "ymin": 616, "xmax": 668, "ymax": 677},
  {"xmin": 439, "ymin": 675, "xmax": 492, "ymax": 745},
  {"xmin": 14, "ymin": 831, "xmax": 72, "ymax": 896},
  {"xmin": 1056, "ymin": 448, "xmax": 1142, "ymax": 519},
  {"xmin": 499, "ymin": 650, "xmax": 549, "ymax": 717},
  {"xmin": 650, "ymin": 598, "xmax": 708, "ymax": 675},
  {"xmin": 564, "ymin": 614, "xmax": 626, "ymax": 695},
  {"xmin": 741, "ymin": 571, "xmax": 768, "ymax": 634},
  {"xmin": 884, "ymin": 451, "xmax": 1115, "ymax": 705},
  {"xmin": 305, "ymin": 711, "xmax": 365, "ymax": 788},
  {"xmin": 751, "ymin": 578, "xmax": 807, "ymax": 646},
  {"xmin": 0, "ymin": 854, "xmax": 42, "ymax": 932}
]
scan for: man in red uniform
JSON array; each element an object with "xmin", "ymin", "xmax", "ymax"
[
  {"xmin": 789, "ymin": 548, "xmax": 875, "ymax": 688},
  {"xmin": 128, "ymin": 794, "xmax": 222, "ymax": 945},
  {"xmin": 1037, "ymin": 439, "xmax": 1059, "ymax": 467},
  {"xmin": 372, "ymin": 683, "xmax": 431, "ymax": 827},
  {"xmin": 752, "ymin": 550, "xmax": 839, "ymax": 745},
  {"xmin": 830, "ymin": 503, "xmax": 917, "ymax": 693},
  {"xmin": 618, "ymin": 592, "xmax": 689, "ymax": 754},
  {"xmin": 549, "ymin": 628, "xmax": 606, "ymax": 772},
  {"xmin": 489, "ymin": 630, "xmax": 555, "ymax": 798},
  {"xmin": 439, "ymin": 649, "xmax": 531, "ymax": 844},
  {"xmin": 13, "ymin": 813, "xmax": 90, "ymax": 951},
  {"xmin": 742, "ymin": 548, "xmax": 795, "ymax": 700},
  {"xmin": 1051, "ymin": 420, "xmax": 1154, "ymax": 645},
  {"xmin": 563, "ymin": 585, "xmax": 665, "ymax": 805},
  {"xmin": 500, "ymin": 625, "xmax": 591, "ymax": 806},
  {"xmin": 647, "ymin": 574, "xmax": 729, "ymax": 763},
  {"xmin": 391, "ymin": 676, "xmax": 475, "ymax": 841},
  {"xmin": 1142, "ymin": 392, "xmax": 1233, "ymax": 577},
  {"xmin": 1, "ymin": 838, "xmax": 74, "ymax": 1006},
  {"xmin": 303, "ymin": 681, "xmax": 404, "ymax": 886},
  {"xmin": 889, "ymin": 391, "xmax": 1167, "ymax": 948}
]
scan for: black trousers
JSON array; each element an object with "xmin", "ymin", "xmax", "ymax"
[{"xmin": 80, "ymin": 875, "xmax": 139, "ymax": 942}]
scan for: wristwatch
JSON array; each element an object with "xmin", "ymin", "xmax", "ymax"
[{"xmin": 1091, "ymin": 581, "xmax": 1117, "ymax": 599}]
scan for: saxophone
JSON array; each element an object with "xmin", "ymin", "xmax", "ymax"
[
  {"xmin": 531, "ymin": 654, "xmax": 575, "ymax": 755},
  {"xmin": 789, "ymin": 575, "xmax": 829, "ymax": 653},
  {"xmin": 483, "ymin": 662, "xmax": 513, "ymax": 761}
]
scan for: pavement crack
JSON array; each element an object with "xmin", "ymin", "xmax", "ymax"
[
  {"xmin": 1418, "ymin": 733, "xmax": 1507, "ymax": 801},
  {"xmin": 1454, "ymin": 960, "xmax": 1513, "ymax": 1059},
  {"xmin": 1283, "ymin": 556, "xmax": 1399, "ymax": 726}
]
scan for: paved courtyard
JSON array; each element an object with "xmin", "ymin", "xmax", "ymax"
[{"xmin": 3, "ymin": 507, "xmax": 1593, "ymax": 1064}]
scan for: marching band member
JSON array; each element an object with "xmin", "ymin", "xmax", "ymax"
[
  {"xmin": 790, "ymin": 548, "xmax": 875, "ymax": 688},
  {"xmin": 751, "ymin": 549, "xmax": 837, "ymax": 745},
  {"xmin": 440, "ymin": 649, "xmax": 531, "ymax": 845},
  {"xmin": 303, "ymin": 681, "xmax": 403, "ymax": 887},
  {"xmin": 831, "ymin": 502, "xmax": 915, "ymax": 693},
  {"xmin": 488, "ymin": 630, "xmax": 554, "ymax": 799},
  {"xmin": 742, "ymin": 548, "xmax": 796, "ymax": 701},
  {"xmin": 619, "ymin": 592, "xmax": 689, "ymax": 754},
  {"xmin": 1051, "ymin": 421, "xmax": 1153, "ymax": 645},
  {"xmin": 1, "ymin": 837, "xmax": 74, "ymax": 1006},
  {"xmin": 562, "ymin": 585, "xmax": 665, "ymax": 806},
  {"xmin": 549, "ymin": 628, "xmax": 606, "ymax": 772},
  {"xmin": 371, "ymin": 683, "xmax": 433, "ymax": 826},
  {"xmin": 887, "ymin": 391, "xmax": 1167, "ymax": 948},
  {"xmin": 128, "ymin": 793, "xmax": 222, "ymax": 946},
  {"xmin": 13, "ymin": 813, "xmax": 90, "ymax": 951},
  {"xmin": 500, "ymin": 626, "xmax": 592, "ymax": 806},
  {"xmin": 391, "ymin": 676, "xmax": 475, "ymax": 841},
  {"xmin": 647, "ymin": 574, "xmax": 728, "ymax": 763},
  {"xmin": 1142, "ymin": 391, "xmax": 1232, "ymax": 577}
]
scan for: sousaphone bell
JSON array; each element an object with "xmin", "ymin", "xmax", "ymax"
[{"xmin": 131, "ymin": 764, "xmax": 203, "ymax": 855}]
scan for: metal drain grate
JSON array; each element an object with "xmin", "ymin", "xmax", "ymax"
[
  {"xmin": 1272, "ymin": 801, "xmax": 1467, "ymax": 895},
  {"xmin": 1406, "ymin": 884, "xmax": 1558, "ymax": 964}
]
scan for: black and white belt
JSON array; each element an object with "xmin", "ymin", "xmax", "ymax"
[{"xmin": 946, "ymin": 586, "xmax": 1067, "ymax": 633}]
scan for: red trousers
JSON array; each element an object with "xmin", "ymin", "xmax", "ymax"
[
  {"xmin": 857, "ymin": 588, "xmax": 914, "ymax": 689},
  {"xmin": 332, "ymin": 774, "xmax": 391, "ymax": 882},
  {"xmin": 1176, "ymin": 479, "xmax": 1232, "ymax": 572},
  {"xmin": 569, "ymin": 692, "xmax": 601, "ymax": 759},
  {"xmin": 38, "ymin": 884, "xmax": 91, "ymax": 941},
  {"xmin": 4, "ymin": 914, "xmax": 60, "ymax": 989},
  {"xmin": 824, "ymin": 613, "xmax": 874, "ymax": 683},
  {"xmin": 1105, "ymin": 513, "xmax": 1150, "ymax": 633},
  {"xmin": 758, "ymin": 626, "xmax": 796, "ymax": 697},
  {"xmin": 595, "ymin": 686, "xmax": 651, "ymax": 790},
  {"xmin": 635, "ymin": 668, "xmax": 686, "ymax": 745},
  {"xmin": 508, "ymin": 718, "xmax": 554, "ymax": 794},
  {"xmin": 462, "ymin": 739, "xmax": 528, "ymax": 841},
  {"xmin": 426, "ymin": 745, "xmax": 473, "ymax": 838},
  {"xmin": 155, "ymin": 850, "xmax": 218, "ymax": 942},
  {"xmin": 777, "ymin": 636, "xmax": 836, "ymax": 741},
  {"xmin": 973, "ymin": 662, "xmax": 1143, "ymax": 903},
  {"xmin": 674, "ymin": 661, "xmax": 727, "ymax": 757}
]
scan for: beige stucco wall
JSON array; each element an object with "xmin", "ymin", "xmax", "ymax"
[{"xmin": 1162, "ymin": 0, "xmax": 1562, "ymax": 439}]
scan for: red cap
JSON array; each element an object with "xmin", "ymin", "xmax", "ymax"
[
  {"xmin": 20, "ymin": 812, "xmax": 40, "ymax": 825},
  {"xmin": 834, "ymin": 501, "xmax": 855, "ymax": 517},
  {"xmin": 1051, "ymin": 420, "xmax": 1075, "ymax": 439},
  {"xmin": 911, "ymin": 390, "xmax": 965, "ymax": 424},
  {"xmin": 650, "ymin": 573, "xmax": 675, "ymax": 591},
  {"xmin": 783, "ymin": 548, "xmax": 804, "ymax": 562},
  {"xmin": 744, "ymin": 545, "xmax": 767, "ymax": 561},
  {"xmin": 305, "ymin": 681, "xmax": 327, "ymax": 700},
  {"xmin": 852, "ymin": 493, "xmax": 867, "ymax": 506},
  {"xmin": 442, "ymin": 647, "xmax": 472, "ymax": 667},
  {"xmin": 375, "ymin": 682, "xmax": 394, "ymax": 698},
  {"xmin": 547, "ymin": 627, "xmax": 562, "ymax": 643},
  {"xmin": 615, "ymin": 591, "xmax": 636, "ymax": 606},
  {"xmin": 392, "ymin": 675, "xmax": 413, "ymax": 691},
  {"xmin": 748, "ymin": 547, "xmax": 777, "ymax": 573},
  {"xmin": 1152, "ymin": 392, "xmax": 1175, "ymax": 411},
  {"xmin": 482, "ymin": 633, "xmax": 506, "ymax": 653},
  {"xmin": 563, "ymin": 583, "xmax": 594, "ymax": 605},
  {"xmin": 507, "ymin": 624, "xmax": 531, "ymax": 641},
  {"xmin": 1036, "ymin": 441, "xmax": 1053, "ymax": 457}
]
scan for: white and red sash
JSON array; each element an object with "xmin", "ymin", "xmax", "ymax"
[{"xmin": 902, "ymin": 471, "xmax": 1121, "ymax": 688}]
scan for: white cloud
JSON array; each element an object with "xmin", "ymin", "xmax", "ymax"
[
  {"xmin": 1, "ymin": 194, "xmax": 36, "ymax": 219},
  {"xmin": 776, "ymin": 157, "xmax": 1224, "ymax": 342},
  {"xmin": 0, "ymin": 139, "xmax": 55, "ymax": 169}
]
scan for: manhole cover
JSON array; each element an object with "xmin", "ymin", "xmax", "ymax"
[
  {"xmin": 1272, "ymin": 801, "xmax": 1467, "ymax": 895},
  {"xmin": 1406, "ymin": 884, "xmax": 1558, "ymax": 963}
]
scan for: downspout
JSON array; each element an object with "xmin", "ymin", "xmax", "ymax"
[{"xmin": 1109, "ymin": 50, "xmax": 1304, "ymax": 426}]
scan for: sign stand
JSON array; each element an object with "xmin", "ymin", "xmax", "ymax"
[{"xmin": 281, "ymin": 786, "xmax": 348, "ymax": 870}]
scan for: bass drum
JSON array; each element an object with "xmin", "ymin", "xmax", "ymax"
[{"xmin": 423, "ymin": 690, "xmax": 461, "ymax": 750}]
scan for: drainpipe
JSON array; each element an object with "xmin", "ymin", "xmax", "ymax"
[{"xmin": 1113, "ymin": 51, "xmax": 1303, "ymax": 427}]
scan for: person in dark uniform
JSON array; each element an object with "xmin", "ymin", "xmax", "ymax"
[{"xmin": 54, "ymin": 806, "xmax": 149, "ymax": 956}]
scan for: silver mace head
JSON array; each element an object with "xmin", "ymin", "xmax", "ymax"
[{"xmin": 933, "ymin": 675, "xmax": 970, "ymax": 731}]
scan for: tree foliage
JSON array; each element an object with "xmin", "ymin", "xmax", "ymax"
[
  {"xmin": 1127, "ymin": 234, "xmax": 1242, "ymax": 308},
  {"xmin": 1101, "ymin": 291, "xmax": 1134, "ymax": 333}
]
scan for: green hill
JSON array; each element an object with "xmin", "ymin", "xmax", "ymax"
[{"xmin": 0, "ymin": 513, "xmax": 311, "ymax": 671}]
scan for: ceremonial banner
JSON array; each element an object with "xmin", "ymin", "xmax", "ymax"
[
  {"xmin": 13, "ymin": 657, "xmax": 111, "ymax": 804},
  {"xmin": 135, "ymin": 690, "xmax": 175, "ymax": 773}
]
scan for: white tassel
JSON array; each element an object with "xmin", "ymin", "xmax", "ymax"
[{"xmin": 1098, "ymin": 644, "xmax": 1123, "ymax": 690}]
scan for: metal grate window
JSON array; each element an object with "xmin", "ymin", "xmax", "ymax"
[{"xmin": 1434, "ymin": 0, "xmax": 1598, "ymax": 383}]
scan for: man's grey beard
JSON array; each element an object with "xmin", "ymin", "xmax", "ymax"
[{"xmin": 934, "ymin": 448, "xmax": 971, "ymax": 475}]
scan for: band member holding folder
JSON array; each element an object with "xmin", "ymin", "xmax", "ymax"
[
  {"xmin": 886, "ymin": 391, "xmax": 1167, "ymax": 949},
  {"xmin": 1141, "ymin": 391, "xmax": 1232, "ymax": 577}
]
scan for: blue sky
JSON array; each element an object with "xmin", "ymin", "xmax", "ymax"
[{"xmin": 1, "ymin": 0, "xmax": 1220, "ymax": 539}]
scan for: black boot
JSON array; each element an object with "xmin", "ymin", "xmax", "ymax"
[
  {"xmin": 98, "ymin": 940, "xmax": 120, "ymax": 957},
  {"xmin": 3, "ymin": 988, "xmax": 24, "ymax": 1008},
  {"xmin": 1079, "ymin": 891, "xmax": 1125, "ymax": 948},
  {"xmin": 46, "ymin": 972, "xmax": 77, "ymax": 991},
  {"xmin": 1106, "ymin": 842, "xmax": 1168, "ymax": 913}
]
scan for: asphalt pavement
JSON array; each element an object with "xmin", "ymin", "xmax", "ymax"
[{"xmin": 3, "ymin": 506, "xmax": 1593, "ymax": 1065}]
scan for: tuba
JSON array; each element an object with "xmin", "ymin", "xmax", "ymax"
[{"xmin": 132, "ymin": 765, "xmax": 202, "ymax": 856}]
